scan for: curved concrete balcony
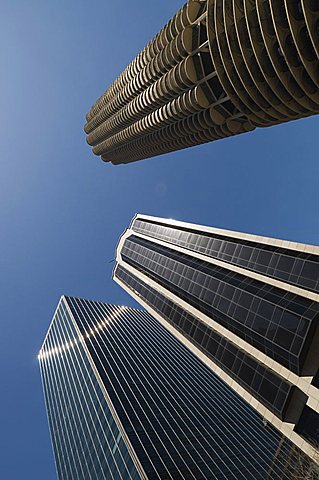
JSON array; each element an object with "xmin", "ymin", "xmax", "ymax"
[{"xmin": 85, "ymin": 0, "xmax": 319, "ymax": 165}]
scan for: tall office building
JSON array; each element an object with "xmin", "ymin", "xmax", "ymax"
[
  {"xmin": 114, "ymin": 214, "xmax": 319, "ymax": 468},
  {"xmin": 38, "ymin": 295, "xmax": 311, "ymax": 479},
  {"xmin": 85, "ymin": 0, "xmax": 319, "ymax": 165}
]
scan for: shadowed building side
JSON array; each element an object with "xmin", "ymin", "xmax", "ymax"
[{"xmin": 85, "ymin": 0, "xmax": 319, "ymax": 165}]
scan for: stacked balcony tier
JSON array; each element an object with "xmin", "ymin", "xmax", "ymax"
[{"xmin": 85, "ymin": 0, "xmax": 319, "ymax": 164}]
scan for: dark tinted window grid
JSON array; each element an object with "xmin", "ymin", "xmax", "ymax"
[
  {"xmin": 115, "ymin": 265, "xmax": 302, "ymax": 421},
  {"xmin": 132, "ymin": 219, "xmax": 319, "ymax": 293},
  {"xmin": 295, "ymin": 406, "xmax": 319, "ymax": 446},
  {"xmin": 121, "ymin": 235, "xmax": 319, "ymax": 374}
]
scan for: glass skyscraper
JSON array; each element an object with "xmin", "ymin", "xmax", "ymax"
[
  {"xmin": 85, "ymin": 0, "xmax": 319, "ymax": 165},
  {"xmin": 114, "ymin": 213, "xmax": 319, "ymax": 470},
  {"xmin": 38, "ymin": 295, "xmax": 310, "ymax": 479}
]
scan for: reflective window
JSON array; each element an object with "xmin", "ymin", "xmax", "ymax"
[
  {"xmin": 39, "ymin": 300, "xmax": 138, "ymax": 480},
  {"xmin": 67, "ymin": 297, "xmax": 300, "ymax": 479},
  {"xmin": 115, "ymin": 265, "xmax": 305, "ymax": 421},
  {"xmin": 132, "ymin": 219, "xmax": 319, "ymax": 293},
  {"xmin": 121, "ymin": 235, "xmax": 319, "ymax": 374}
]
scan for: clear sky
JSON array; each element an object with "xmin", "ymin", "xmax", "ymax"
[{"xmin": 0, "ymin": 0, "xmax": 318, "ymax": 478}]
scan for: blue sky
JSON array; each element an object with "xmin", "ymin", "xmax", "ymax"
[{"xmin": 0, "ymin": 0, "xmax": 318, "ymax": 478}]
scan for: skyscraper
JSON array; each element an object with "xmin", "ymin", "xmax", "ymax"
[
  {"xmin": 85, "ymin": 0, "xmax": 319, "ymax": 165},
  {"xmin": 38, "ymin": 295, "xmax": 308, "ymax": 479},
  {"xmin": 114, "ymin": 213, "xmax": 319, "ymax": 466}
]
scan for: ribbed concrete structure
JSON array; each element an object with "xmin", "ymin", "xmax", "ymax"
[{"xmin": 85, "ymin": 0, "xmax": 319, "ymax": 164}]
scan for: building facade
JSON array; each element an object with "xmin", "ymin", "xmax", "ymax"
[
  {"xmin": 85, "ymin": 0, "xmax": 319, "ymax": 164},
  {"xmin": 114, "ymin": 214, "xmax": 319, "ymax": 466},
  {"xmin": 38, "ymin": 295, "xmax": 309, "ymax": 479}
]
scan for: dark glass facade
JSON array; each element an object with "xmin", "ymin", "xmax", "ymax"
[
  {"xmin": 312, "ymin": 369, "xmax": 319, "ymax": 388},
  {"xmin": 115, "ymin": 264, "xmax": 306, "ymax": 422},
  {"xmin": 295, "ymin": 406, "xmax": 319, "ymax": 445},
  {"xmin": 114, "ymin": 215, "xmax": 319, "ymax": 472},
  {"xmin": 265, "ymin": 438, "xmax": 319, "ymax": 479},
  {"xmin": 132, "ymin": 219, "xmax": 319, "ymax": 293},
  {"xmin": 39, "ymin": 296, "xmax": 301, "ymax": 479},
  {"xmin": 121, "ymin": 234, "xmax": 319, "ymax": 375}
]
